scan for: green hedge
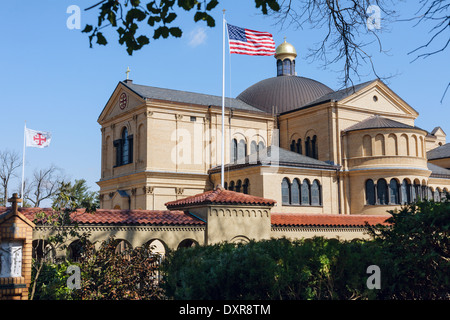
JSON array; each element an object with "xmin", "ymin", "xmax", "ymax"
[
  {"xmin": 161, "ymin": 200, "xmax": 450, "ymax": 300},
  {"xmin": 161, "ymin": 237, "xmax": 383, "ymax": 300}
]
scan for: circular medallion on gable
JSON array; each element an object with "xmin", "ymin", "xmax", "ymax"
[{"xmin": 119, "ymin": 92, "xmax": 128, "ymax": 110}]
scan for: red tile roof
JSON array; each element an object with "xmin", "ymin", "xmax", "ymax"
[
  {"xmin": 0, "ymin": 207, "xmax": 205, "ymax": 226},
  {"xmin": 165, "ymin": 187, "xmax": 276, "ymax": 209},
  {"xmin": 271, "ymin": 213, "xmax": 390, "ymax": 227}
]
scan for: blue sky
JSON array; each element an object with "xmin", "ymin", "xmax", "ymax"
[{"xmin": 0, "ymin": 1, "xmax": 448, "ymax": 207}]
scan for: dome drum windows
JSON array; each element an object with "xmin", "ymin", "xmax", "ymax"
[
  {"xmin": 277, "ymin": 59, "xmax": 295, "ymax": 76},
  {"xmin": 281, "ymin": 177, "xmax": 322, "ymax": 206}
]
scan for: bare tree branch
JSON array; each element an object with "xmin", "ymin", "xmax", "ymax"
[
  {"xmin": 25, "ymin": 165, "xmax": 64, "ymax": 208},
  {"xmin": 268, "ymin": 0, "xmax": 397, "ymax": 88},
  {"xmin": 0, "ymin": 150, "xmax": 22, "ymax": 206}
]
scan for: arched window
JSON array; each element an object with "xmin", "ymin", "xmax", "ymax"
[
  {"xmin": 224, "ymin": 182, "xmax": 228, "ymax": 190},
  {"xmin": 231, "ymin": 139, "xmax": 238, "ymax": 162},
  {"xmin": 434, "ymin": 189, "xmax": 441, "ymax": 202},
  {"xmin": 283, "ymin": 59, "xmax": 291, "ymax": 75},
  {"xmin": 413, "ymin": 181, "xmax": 421, "ymax": 201},
  {"xmin": 305, "ymin": 137, "xmax": 311, "ymax": 157},
  {"xmin": 301, "ymin": 179, "xmax": 311, "ymax": 205},
  {"xmin": 229, "ymin": 181, "xmax": 235, "ymax": 191},
  {"xmin": 237, "ymin": 139, "xmax": 247, "ymax": 161},
  {"xmin": 243, "ymin": 179, "xmax": 249, "ymax": 194},
  {"xmin": 374, "ymin": 134, "xmax": 385, "ymax": 156},
  {"xmin": 67, "ymin": 240, "xmax": 85, "ymax": 263},
  {"xmin": 235, "ymin": 180, "xmax": 242, "ymax": 193},
  {"xmin": 401, "ymin": 179, "xmax": 411, "ymax": 204},
  {"xmin": 258, "ymin": 141, "xmax": 265, "ymax": 151},
  {"xmin": 291, "ymin": 178, "xmax": 300, "ymax": 205},
  {"xmin": 290, "ymin": 140, "xmax": 296, "ymax": 152},
  {"xmin": 311, "ymin": 135, "xmax": 318, "ymax": 159},
  {"xmin": 311, "ymin": 180, "xmax": 321, "ymax": 206},
  {"xmin": 250, "ymin": 141, "xmax": 257, "ymax": 154},
  {"xmin": 442, "ymin": 188, "xmax": 448, "ymax": 201},
  {"xmin": 282, "ymin": 178, "xmax": 291, "ymax": 205},
  {"xmin": 296, "ymin": 139, "xmax": 302, "ymax": 154},
  {"xmin": 377, "ymin": 179, "xmax": 389, "ymax": 205},
  {"xmin": 121, "ymin": 127, "xmax": 130, "ymax": 165},
  {"xmin": 363, "ymin": 135, "xmax": 372, "ymax": 156},
  {"xmin": 277, "ymin": 59, "xmax": 283, "ymax": 76},
  {"xmin": 427, "ymin": 187, "xmax": 433, "ymax": 200},
  {"xmin": 114, "ymin": 127, "xmax": 133, "ymax": 166},
  {"xmin": 389, "ymin": 179, "xmax": 400, "ymax": 204},
  {"xmin": 366, "ymin": 179, "xmax": 376, "ymax": 205}
]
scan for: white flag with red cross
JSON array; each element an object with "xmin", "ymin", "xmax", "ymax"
[{"xmin": 25, "ymin": 127, "xmax": 52, "ymax": 148}]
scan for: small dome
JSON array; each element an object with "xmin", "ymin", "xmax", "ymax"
[{"xmin": 275, "ymin": 38, "xmax": 297, "ymax": 59}]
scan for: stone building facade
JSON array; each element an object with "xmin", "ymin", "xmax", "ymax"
[{"xmin": 2, "ymin": 40, "xmax": 449, "ymax": 260}]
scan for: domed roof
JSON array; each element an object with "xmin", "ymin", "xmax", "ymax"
[
  {"xmin": 275, "ymin": 39, "xmax": 297, "ymax": 59},
  {"xmin": 236, "ymin": 75, "xmax": 334, "ymax": 114}
]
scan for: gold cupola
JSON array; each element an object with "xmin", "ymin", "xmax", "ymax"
[{"xmin": 275, "ymin": 38, "xmax": 297, "ymax": 76}]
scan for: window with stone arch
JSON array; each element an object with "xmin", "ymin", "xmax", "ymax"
[
  {"xmin": 243, "ymin": 179, "xmax": 250, "ymax": 194},
  {"xmin": 281, "ymin": 178, "xmax": 291, "ymax": 205},
  {"xmin": 237, "ymin": 139, "xmax": 247, "ymax": 161},
  {"xmin": 114, "ymin": 126, "xmax": 133, "ymax": 166},
  {"xmin": 365, "ymin": 179, "xmax": 376, "ymax": 205},
  {"xmin": 230, "ymin": 139, "xmax": 238, "ymax": 162},
  {"xmin": 301, "ymin": 179, "xmax": 311, "ymax": 205},
  {"xmin": 251, "ymin": 141, "xmax": 258, "ymax": 154},
  {"xmin": 311, "ymin": 180, "xmax": 321, "ymax": 206},
  {"xmin": 362, "ymin": 135, "xmax": 372, "ymax": 156},
  {"xmin": 235, "ymin": 180, "xmax": 242, "ymax": 193},
  {"xmin": 291, "ymin": 178, "xmax": 300, "ymax": 205},
  {"xmin": 377, "ymin": 178, "xmax": 389, "ymax": 205},
  {"xmin": 389, "ymin": 179, "xmax": 400, "ymax": 204},
  {"xmin": 401, "ymin": 179, "xmax": 411, "ymax": 204}
]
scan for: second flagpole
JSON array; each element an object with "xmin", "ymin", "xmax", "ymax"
[
  {"xmin": 20, "ymin": 121, "xmax": 26, "ymax": 204},
  {"xmin": 221, "ymin": 9, "xmax": 226, "ymax": 188}
]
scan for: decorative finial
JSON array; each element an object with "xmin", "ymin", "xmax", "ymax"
[
  {"xmin": 8, "ymin": 193, "xmax": 22, "ymax": 214},
  {"xmin": 284, "ymin": 36, "xmax": 287, "ymax": 42},
  {"xmin": 126, "ymin": 67, "xmax": 130, "ymax": 80}
]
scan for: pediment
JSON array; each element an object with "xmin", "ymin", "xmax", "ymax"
[
  {"xmin": 98, "ymin": 82, "xmax": 146, "ymax": 124},
  {"xmin": 338, "ymin": 80, "xmax": 419, "ymax": 118},
  {"xmin": 432, "ymin": 127, "xmax": 446, "ymax": 137}
]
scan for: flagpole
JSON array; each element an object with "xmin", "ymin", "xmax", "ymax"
[
  {"xmin": 21, "ymin": 121, "xmax": 26, "ymax": 203},
  {"xmin": 221, "ymin": 9, "xmax": 226, "ymax": 188}
]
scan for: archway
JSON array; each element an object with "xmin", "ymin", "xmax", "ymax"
[{"xmin": 177, "ymin": 239, "xmax": 198, "ymax": 249}]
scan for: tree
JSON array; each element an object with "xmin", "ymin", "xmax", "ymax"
[
  {"xmin": 29, "ymin": 181, "xmax": 94, "ymax": 300},
  {"xmin": 52, "ymin": 179, "xmax": 100, "ymax": 212},
  {"xmin": 366, "ymin": 199, "xmax": 450, "ymax": 299},
  {"xmin": 72, "ymin": 237, "xmax": 165, "ymax": 300},
  {"xmin": 81, "ymin": 0, "xmax": 449, "ymax": 94},
  {"xmin": 0, "ymin": 150, "xmax": 22, "ymax": 206},
  {"xmin": 24, "ymin": 164, "xmax": 63, "ymax": 208}
]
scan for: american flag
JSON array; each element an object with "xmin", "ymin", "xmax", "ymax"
[{"xmin": 227, "ymin": 23, "xmax": 275, "ymax": 56}]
